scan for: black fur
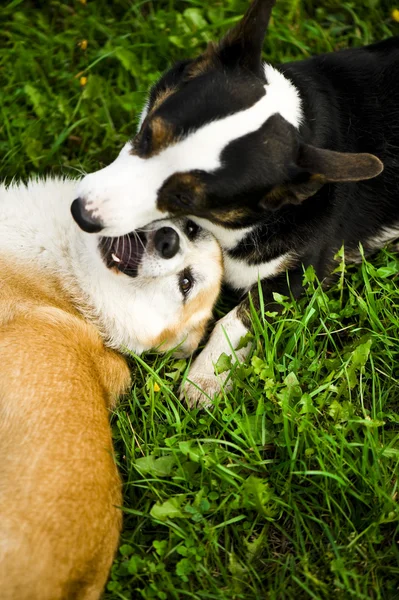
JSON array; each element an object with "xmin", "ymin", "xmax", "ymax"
[{"xmin": 138, "ymin": 4, "xmax": 399, "ymax": 326}]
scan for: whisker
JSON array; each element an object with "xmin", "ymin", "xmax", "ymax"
[
  {"xmin": 122, "ymin": 234, "xmax": 126, "ymax": 265},
  {"xmin": 136, "ymin": 226, "xmax": 157, "ymax": 233},
  {"xmin": 107, "ymin": 236, "xmax": 114, "ymax": 257},
  {"xmin": 127, "ymin": 233, "xmax": 133, "ymax": 265},
  {"xmin": 131, "ymin": 230, "xmax": 147, "ymax": 254}
]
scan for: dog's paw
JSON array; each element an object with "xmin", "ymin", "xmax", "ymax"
[
  {"xmin": 179, "ymin": 307, "xmax": 251, "ymax": 409},
  {"xmin": 180, "ymin": 370, "xmax": 230, "ymax": 409}
]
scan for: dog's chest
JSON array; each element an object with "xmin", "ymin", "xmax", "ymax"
[{"xmin": 191, "ymin": 218, "xmax": 290, "ymax": 291}]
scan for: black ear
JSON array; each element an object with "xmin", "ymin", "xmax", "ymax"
[
  {"xmin": 217, "ymin": 0, "xmax": 276, "ymax": 74},
  {"xmin": 260, "ymin": 144, "xmax": 384, "ymax": 210},
  {"xmin": 297, "ymin": 144, "xmax": 384, "ymax": 183}
]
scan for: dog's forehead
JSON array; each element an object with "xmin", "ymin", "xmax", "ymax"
[
  {"xmin": 135, "ymin": 61, "xmax": 302, "ymax": 164},
  {"xmin": 130, "ymin": 65, "xmax": 302, "ymax": 179},
  {"xmin": 141, "ymin": 60, "xmax": 266, "ymax": 142}
]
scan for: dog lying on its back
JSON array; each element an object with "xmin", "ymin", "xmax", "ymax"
[
  {"xmin": 0, "ymin": 178, "xmax": 222, "ymax": 599},
  {"xmin": 73, "ymin": 0, "xmax": 399, "ymax": 406}
]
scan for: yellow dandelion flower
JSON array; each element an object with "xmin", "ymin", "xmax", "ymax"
[
  {"xmin": 79, "ymin": 39, "xmax": 88, "ymax": 50},
  {"xmin": 153, "ymin": 382, "xmax": 161, "ymax": 392},
  {"xmin": 80, "ymin": 76, "xmax": 88, "ymax": 86},
  {"xmin": 79, "ymin": 0, "xmax": 87, "ymax": 5},
  {"xmin": 392, "ymin": 8, "xmax": 399, "ymax": 22}
]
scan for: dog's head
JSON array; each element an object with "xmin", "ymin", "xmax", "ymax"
[
  {"xmin": 73, "ymin": 0, "xmax": 383, "ymax": 237},
  {"xmin": 87, "ymin": 217, "xmax": 222, "ymax": 357}
]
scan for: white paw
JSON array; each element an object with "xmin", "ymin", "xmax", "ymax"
[
  {"xmin": 179, "ymin": 307, "xmax": 252, "ymax": 408},
  {"xmin": 180, "ymin": 369, "xmax": 231, "ymax": 409}
]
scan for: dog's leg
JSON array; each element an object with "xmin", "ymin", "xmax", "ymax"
[
  {"xmin": 180, "ymin": 305, "xmax": 250, "ymax": 408},
  {"xmin": 181, "ymin": 267, "xmax": 304, "ymax": 408}
]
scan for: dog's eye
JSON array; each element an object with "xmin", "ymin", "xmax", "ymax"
[
  {"xmin": 179, "ymin": 269, "xmax": 194, "ymax": 297},
  {"xmin": 185, "ymin": 220, "xmax": 200, "ymax": 239}
]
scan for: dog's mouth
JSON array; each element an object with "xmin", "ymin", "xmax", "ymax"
[{"xmin": 99, "ymin": 231, "xmax": 147, "ymax": 277}]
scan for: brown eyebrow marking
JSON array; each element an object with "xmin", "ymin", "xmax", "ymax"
[
  {"xmin": 143, "ymin": 278, "xmax": 221, "ymax": 352},
  {"xmin": 131, "ymin": 115, "xmax": 176, "ymax": 158},
  {"xmin": 150, "ymin": 116, "xmax": 176, "ymax": 155},
  {"xmin": 131, "ymin": 86, "xmax": 178, "ymax": 158},
  {"xmin": 131, "ymin": 42, "xmax": 219, "ymax": 160},
  {"xmin": 150, "ymin": 86, "xmax": 177, "ymax": 115},
  {"xmin": 210, "ymin": 207, "xmax": 251, "ymax": 224},
  {"xmin": 157, "ymin": 172, "xmax": 206, "ymax": 213},
  {"xmin": 142, "ymin": 246, "xmax": 223, "ymax": 353}
]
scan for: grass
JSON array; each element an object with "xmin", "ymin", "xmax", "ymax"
[{"xmin": 2, "ymin": 1, "xmax": 399, "ymax": 598}]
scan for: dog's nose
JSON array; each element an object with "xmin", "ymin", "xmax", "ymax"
[
  {"xmin": 71, "ymin": 198, "xmax": 104, "ymax": 234},
  {"xmin": 154, "ymin": 227, "xmax": 180, "ymax": 259}
]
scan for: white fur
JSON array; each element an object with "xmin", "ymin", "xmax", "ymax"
[
  {"xmin": 191, "ymin": 218, "xmax": 293, "ymax": 291},
  {"xmin": 191, "ymin": 218, "xmax": 255, "ymax": 250},
  {"xmin": 367, "ymin": 225, "xmax": 399, "ymax": 249},
  {"xmin": 76, "ymin": 63, "xmax": 303, "ymax": 237},
  {"xmin": 180, "ymin": 307, "xmax": 250, "ymax": 407},
  {"xmin": 181, "ymin": 249, "xmax": 293, "ymax": 406},
  {"xmin": 0, "ymin": 178, "xmax": 222, "ymax": 357},
  {"xmin": 224, "ymin": 252, "xmax": 293, "ymax": 292}
]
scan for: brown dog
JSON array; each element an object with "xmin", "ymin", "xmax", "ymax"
[
  {"xmin": 0, "ymin": 178, "xmax": 222, "ymax": 599},
  {"xmin": 0, "ymin": 258, "xmax": 130, "ymax": 600}
]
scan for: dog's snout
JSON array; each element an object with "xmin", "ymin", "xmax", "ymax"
[
  {"xmin": 154, "ymin": 227, "xmax": 180, "ymax": 259},
  {"xmin": 71, "ymin": 198, "xmax": 104, "ymax": 234}
]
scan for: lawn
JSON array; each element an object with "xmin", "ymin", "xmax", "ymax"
[{"xmin": 2, "ymin": 1, "xmax": 399, "ymax": 599}]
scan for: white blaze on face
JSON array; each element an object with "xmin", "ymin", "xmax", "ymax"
[{"xmin": 76, "ymin": 65, "xmax": 302, "ymax": 237}]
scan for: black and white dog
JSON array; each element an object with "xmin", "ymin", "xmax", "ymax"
[{"xmin": 72, "ymin": 0, "xmax": 399, "ymax": 405}]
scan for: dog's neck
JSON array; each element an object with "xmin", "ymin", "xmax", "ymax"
[{"xmin": 278, "ymin": 52, "xmax": 378, "ymax": 152}]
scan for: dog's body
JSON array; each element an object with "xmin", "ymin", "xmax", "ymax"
[
  {"xmin": 0, "ymin": 257, "xmax": 130, "ymax": 600},
  {"xmin": 73, "ymin": 0, "xmax": 399, "ymax": 405},
  {"xmin": 0, "ymin": 178, "xmax": 222, "ymax": 597}
]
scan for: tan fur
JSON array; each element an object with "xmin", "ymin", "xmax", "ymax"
[
  {"xmin": 150, "ymin": 86, "xmax": 177, "ymax": 114},
  {"xmin": 0, "ymin": 256, "xmax": 131, "ymax": 600},
  {"xmin": 132, "ymin": 115, "xmax": 177, "ymax": 158},
  {"xmin": 175, "ymin": 173, "xmax": 205, "ymax": 195},
  {"xmin": 144, "ymin": 262, "xmax": 222, "ymax": 354},
  {"xmin": 150, "ymin": 116, "xmax": 176, "ymax": 155},
  {"xmin": 157, "ymin": 172, "xmax": 206, "ymax": 213},
  {"xmin": 131, "ymin": 88, "xmax": 178, "ymax": 158},
  {"xmin": 210, "ymin": 207, "xmax": 252, "ymax": 224}
]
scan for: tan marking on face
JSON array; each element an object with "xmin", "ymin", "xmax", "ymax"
[
  {"xmin": 211, "ymin": 207, "xmax": 251, "ymax": 224},
  {"xmin": 150, "ymin": 116, "xmax": 176, "ymax": 154},
  {"xmin": 177, "ymin": 173, "xmax": 205, "ymax": 195},
  {"xmin": 157, "ymin": 172, "xmax": 206, "ymax": 212},
  {"xmin": 143, "ymin": 247, "xmax": 223, "ymax": 354},
  {"xmin": 149, "ymin": 283, "xmax": 219, "ymax": 353},
  {"xmin": 132, "ymin": 86, "xmax": 177, "ymax": 158},
  {"xmin": 150, "ymin": 86, "xmax": 177, "ymax": 115},
  {"xmin": 133, "ymin": 115, "xmax": 177, "ymax": 158}
]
